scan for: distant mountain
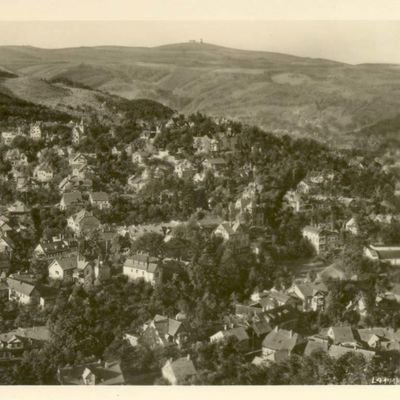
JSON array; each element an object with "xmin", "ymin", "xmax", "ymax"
[{"xmin": 2, "ymin": 42, "xmax": 400, "ymax": 143}]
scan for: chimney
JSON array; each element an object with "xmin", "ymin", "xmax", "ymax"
[
  {"xmin": 186, "ymin": 354, "xmax": 191, "ymax": 361},
  {"xmin": 224, "ymin": 324, "xmax": 228, "ymax": 331},
  {"xmin": 274, "ymin": 326, "xmax": 279, "ymax": 332},
  {"xmin": 289, "ymin": 330, "xmax": 293, "ymax": 338}
]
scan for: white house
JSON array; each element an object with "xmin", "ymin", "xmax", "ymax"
[
  {"xmin": 364, "ymin": 245, "xmax": 400, "ymax": 266},
  {"xmin": 30, "ymin": 123, "xmax": 42, "ymax": 141},
  {"xmin": 72, "ymin": 120, "xmax": 85, "ymax": 144},
  {"xmin": 88, "ymin": 192, "xmax": 111, "ymax": 209},
  {"xmin": 123, "ymin": 254, "xmax": 160, "ymax": 285},
  {"xmin": 33, "ymin": 163, "xmax": 54, "ymax": 183},
  {"xmin": 344, "ymin": 217, "xmax": 359, "ymax": 236},
  {"xmin": 302, "ymin": 226, "xmax": 340, "ymax": 255}
]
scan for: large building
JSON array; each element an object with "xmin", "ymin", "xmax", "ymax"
[
  {"xmin": 364, "ymin": 245, "xmax": 400, "ymax": 266},
  {"xmin": 302, "ymin": 226, "xmax": 340, "ymax": 255},
  {"xmin": 123, "ymin": 254, "xmax": 161, "ymax": 285}
]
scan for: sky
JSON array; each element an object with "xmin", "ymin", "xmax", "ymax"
[{"xmin": 1, "ymin": 1, "xmax": 400, "ymax": 64}]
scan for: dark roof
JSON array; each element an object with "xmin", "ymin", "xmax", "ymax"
[
  {"xmin": 37, "ymin": 285, "xmax": 58, "ymax": 300},
  {"xmin": 252, "ymin": 321, "xmax": 272, "ymax": 337}
]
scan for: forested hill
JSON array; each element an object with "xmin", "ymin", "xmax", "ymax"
[{"xmin": 3, "ymin": 43, "xmax": 400, "ymax": 145}]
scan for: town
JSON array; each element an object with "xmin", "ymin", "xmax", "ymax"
[{"xmin": 0, "ymin": 96, "xmax": 399, "ymax": 385}]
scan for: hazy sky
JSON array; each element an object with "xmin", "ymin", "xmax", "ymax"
[{"xmin": 1, "ymin": 1, "xmax": 400, "ymax": 64}]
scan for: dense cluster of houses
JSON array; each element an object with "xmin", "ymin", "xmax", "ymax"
[{"xmin": 0, "ymin": 114, "xmax": 399, "ymax": 385}]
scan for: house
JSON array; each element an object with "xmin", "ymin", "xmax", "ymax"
[
  {"xmin": 33, "ymin": 162, "xmax": 53, "ymax": 183},
  {"xmin": 4, "ymin": 149, "xmax": 28, "ymax": 167},
  {"xmin": 161, "ymin": 356, "xmax": 197, "ymax": 385},
  {"xmin": 193, "ymin": 136, "xmax": 213, "ymax": 154},
  {"xmin": 138, "ymin": 314, "xmax": 187, "ymax": 348},
  {"xmin": 328, "ymin": 345, "xmax": 375, "ymax": 361},
  {"xmin": 363, "ymin": 244, "xmax": 400, "ymax": 266},
  {"xmin": 58, "ymin": 360, "xmax": 124, "ymax": 385},
  {"xmin": 29, "ymin": 122, "xmax": 42, "ymax": 141},
  {"xmin": 59, "ymin": 174, "xmax": 93, "ymax": 194},
  {"xmin": 59, "ymin": 191, "xmax": 83, "ymax": 211},
  {"xmin": 174, "ymin": 160, "xmax": 195, "ymax": 179},
  {"xmin": 88, "ymin": 192, "xmax": 111, "ymax": 209},
  {"xmin": 303, "ymin": 339, "xmax": 329, "ymax": 357},
  {"xmin": 252, "ymin": 290, "xmax": 299, "ymax": 311},
  {"xmin": 73, "ymin": 259, "xmax": 95, "ymax": 288},
  {"xmin": 302, "ymin": 226, "xmax": 341, "ymax": 255},
  {"xmin": 7, "ymin": 275, "xmax": 39, "ymax": 305},
  {"xmin": 72, "ymin": 120, "xmax": 85, "ymax": 145},
  {"xmin": 344, "ymin": 217, "xmax": 359, "ymax": 236},
  {"xmin": 213, "ymin": 221, "xmax": 249, "ymax": 245},
  {"xmin": 261, "ymin": 327, "xmax": 303, "ymax": 363},
  {"xmin": 261, "ymin": 304, "xmax": 300, "ymax": 329},
  {"xmin": 326, "ymin": 326, "xmax": 359, "ymax": 346},
  {"xmin": 48, "ymin": 256, "xmax": 78, "ymax": 282},
  {"xmin": 69, "ymin": 152, "xmax": 89, "ymax": 169},
  {"xmin": 33, "ymin": 238, "xmax": 77, "ymax": 260},
  {"xmin": 0, "ymin": 326, "xmax": 50, "ymax": 363},
  {"xmin": 288, "ymin": 282, "xmax": 328, "ymax": 311},
  {"xmin": 67, "ymin": 210, "xmax": 101, "ymax": 236},
  {"xmin": 202, "ymin": 158, "xmax": 227, "ymax": 174},
  {"xmin": 357, "ymin": 327, "xmax": 400, "ymax": 350},
  {"xmin": 37, "ymin": 285, "xmax": 59, "ymax": 308},
  {"xmin": 1, "ymin": 130, "xmax": 20, "ymax": 146},
  {"xmin": 7, "ymin": 201, "xmax": 30, "ymax": 215},
  {"xmin": 210, "ymin": 326, "xmax": 249, "ymax": 351},
  {"xmin": 122, "ymin": 254, "xmax": 161, "ymax": 285}
]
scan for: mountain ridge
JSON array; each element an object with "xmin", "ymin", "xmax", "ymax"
[{"xmin": 1, "ymin": 42, "xmax": 400, "ymax": 145}]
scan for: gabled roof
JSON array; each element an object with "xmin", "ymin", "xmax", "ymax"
[
  {"xmin": 252, "ymin": 321, "xmax": 272, "ymax": 337},
  {"xmin": 293, "ymin": 282, "xmax": 328, "ymax": 299},
  {"xmin": 58, "ymin": 361, "xmax": 124, "ymax": 385},
  {"xmin": 328, "ymin": 345, "xmax": 375, "ymax": 360},
  {"xmin": 262, "ymin": 328, "xmax": 301, "ymax": 352},
  {"xmin": 62, "ymin": 191, "xmax": 82, "ymax": 205},
  {"xmin": 7, "ymin": 276, "xmax": 37, "ymax": 296},
  {"xmin": 151, "ymin": 315, "xmax": 183, "ymax": 337},
  {"xmin": 164, "ymin": 357, "xmax": 197, "ymax": 383},
  {"xmin": 303, "ymin": 340, "xmax": 328, "ymax": 357},
  {"xmin": 52, "ymin": 256, "xmax": 77, "ymax": 271},
  {"xmin": 221, "ymin": 326, "xmax": 249, "ymax": 342},
  {"xmin": 329, "ymin": 326, "xmax": 356, "ymax": 344},
  {"xmin": 123, "ymin": 254, "xmax": 159, "ymax": 273},
  {"xmin": 89, "ymin": 192, "xmax": 109, "ymax": 202}
]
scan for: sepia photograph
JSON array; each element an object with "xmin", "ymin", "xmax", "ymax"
[{"xmin": 0, "ymin": 0, "xmax": 399, "ymax": 394}]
